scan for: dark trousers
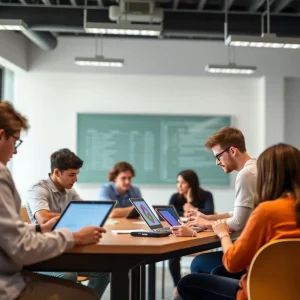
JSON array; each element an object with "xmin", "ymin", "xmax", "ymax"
[
  {"xmin": 169, "ymin": 256, "xmax": 181, "ymax": 287},
  {"xmin": 177, "ymin": 273, "xmax": 240, "ymax": 300},
  {"xmin": 191, "ymin": 251, "xmax": 246, "ymax": 280}
]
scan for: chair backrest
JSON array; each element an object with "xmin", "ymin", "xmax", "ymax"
[
  {"xmin": 247, "ymin": 238, "xmax": 300, "ymax": 300},
  {"xmin": 20, "ymin": 205, "xmax": 30, "ymax": 223}
]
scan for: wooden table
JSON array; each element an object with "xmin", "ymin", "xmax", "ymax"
[{"xmin": 27, "ymin": 218, "xmax": 239, "ymax": 300}]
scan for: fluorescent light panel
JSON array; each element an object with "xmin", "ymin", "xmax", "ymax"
[
  {"xmin": 205, "ymin": 63, "xmax": 257, "ymax": 75},
  {"xmin": 85, "ymin": 22, "xmax": 161, "ymax": 36},
  {"xmin": 74, "ymin": 56, "xmax": 124, "ymax": 67},
  {"xmin": 0, "ymin": 19, "xmax": 28, "ymax": 31},
  {"xmin": 225, "ymin": 34, "xmax": 300, "ymax": 49}
]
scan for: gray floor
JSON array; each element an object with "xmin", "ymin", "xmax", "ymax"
[{"xmin": 100, "ymin": 259, "xmax": 193, "ymax": 300}]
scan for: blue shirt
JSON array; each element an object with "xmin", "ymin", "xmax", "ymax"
[{"xmin": 99, "ymin": 182, "xmax": 142, "ymax": 207}]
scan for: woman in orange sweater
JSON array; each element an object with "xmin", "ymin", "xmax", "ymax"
[{"xmin": 177, "ymin": 143, "xmax": 300, "ymax": 300}]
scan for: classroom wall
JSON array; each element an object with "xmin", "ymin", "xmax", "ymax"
[
  {"xmin": 13, "ymin": 72, "xmax": 261, "ymax": 213},
  {"xmin": 0, "ymin": 31, "xmax": 28, "ymax": 71},
  {"xmin": 285, "ymin": 78, "xmax": 300, "ymax": 149},
  {"xmin": 12, "ymin": 36, "xmax": 290, "ymax": 213}
]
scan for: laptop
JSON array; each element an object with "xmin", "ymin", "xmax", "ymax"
[
  {"xmin": 126, "ymin": 206, "xmax": 140, "ymax": 219},
  {"xmin": 52, "ymin": 200, "xmax": 117, "ymax": 232},
  {"xmin": 129, "ymin": 198, "xmax": 171, "ymax": 234},
  {"xmin": 155, "ymin": 207, "xmax": 181, "ymax": 227},
  {"xmin": 152, "ymin": 205, "xmax": 180, "ymax": 222}
]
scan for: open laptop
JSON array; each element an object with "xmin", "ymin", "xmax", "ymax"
[
  {"xmin": 52, "ymin": 200, "xmax": 117, "ymax": 232},
  {"xmin": 152, "ymin": 205, "xmax": 180, "ymax": 222},
  {"xmin": 129, "ymin": 198, "xmax": 171, "ymax": 233},
  {"xmin": 126, "ymin": 206, "xmax": 140, "ymax": 219}
]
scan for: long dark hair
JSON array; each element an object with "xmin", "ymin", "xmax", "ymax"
[
  {"xmin": 177, "ymin": 169, "xmax": 204, "ymax": 206},
  {"xmin": 256, "ymin": 143, "xmax": 300, "ymax": 226}
]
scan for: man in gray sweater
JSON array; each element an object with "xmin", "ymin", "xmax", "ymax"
[{"xmin": 0, "ymin": 101, "xmax": 103, "ymax": 300}]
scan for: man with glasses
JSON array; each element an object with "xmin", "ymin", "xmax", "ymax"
[
  {"xmin": 188, "ymin": 126, "xmax": 257, "ymax": 279},
  {"xmin": 0, "ymin": 101, "xmax": 104, "ymax": 300}
]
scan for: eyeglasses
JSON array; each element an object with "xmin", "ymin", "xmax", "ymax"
[
  {"xmin": 11, "ymin": 135, "xmax": 23, "ymax": 149},
  {"xmin": 215, "ymin": 147, "xmax": 231, "ymax": 161}
]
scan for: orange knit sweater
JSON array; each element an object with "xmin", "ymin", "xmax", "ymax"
[{"xmin": 222, "ymin": 196, "xmax": 300, "ymax": 300}]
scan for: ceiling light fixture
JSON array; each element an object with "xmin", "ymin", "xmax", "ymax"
[
  {"xmin": 205, "ymin": 1, "xmax": 257, "ymax": 76},
  {"xmin": 0, "ymin": 19, "xmax": 28, "ymax": 31},
  {"xmin": 85, "ymin": 22, "xmax": 161, "ymax": 36},
  {"xmin": 74, "ymin": 34, "xmax": 124, "ymax": 68},
  {"xmin": 75, "ymin": 56, "xmax": 124, "ymax": 67},
  {"xmin": 205, "ymin": 63, "xmax": 257, "ymax": 74},
  {"xmin": 225, "ymin": 34, "xmax": 300, "ymax": 49},
  {"xmin": 225, "ymin": 0, "xmax": 300, "ymax": 50}
]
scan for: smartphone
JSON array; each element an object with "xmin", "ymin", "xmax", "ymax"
[{"xmin": 155, "ymin": 208, "xmax": 181, "ymax": 227}]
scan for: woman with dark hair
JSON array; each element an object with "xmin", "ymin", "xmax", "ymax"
[
  {"xmin": 170, "ymin": 170, "xmax": 214, "ymax": 218},
  {"xmin": 177, "ymin": 143, "xmax": 300, "ymax": 300},
  {"xmin": 169, "ymin": 169, "xmax": 214, "ymax": 300}
]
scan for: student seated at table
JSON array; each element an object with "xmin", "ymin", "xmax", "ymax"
[
  {"xmin": 0, "ymin": 101, "xmax": 103, "ymax": 300},
  {"xmin": 168, "ymin": 169, "xmax": 214, "ymax": 300},
  {"xmin": 186, "ymin": 127, "xmax": 257, "ymax": 280},
  {"xmin": 99, "ymin": 161, "xmax": 142, "ymax": 218},
  {"xmin": 26, "ymin": 148, "xmax": 110, "ymax": 299},
  {"xmin": 177, "ymin": 143, "xmax": 300, "ymax": 300}
]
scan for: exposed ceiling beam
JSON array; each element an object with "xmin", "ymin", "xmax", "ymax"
[
  {"xmin": 173, "ymin": 0, "xmax": 180, "ymax": 10},
  {"xmin": 19, "ymin": 0, "xmax": 27, "ymax": 5},
  {"xmin": 164, "ymin": 11, "xmax": 300, "ymax": 38},
  {"xmin": 248, "ymin": 0, "xmax": 266, "ymax": 11},
  {"xmin": 272, "ymin": 0, "xmax": 294, "ymax": 12},
  {"xmin": 1, "ymin": 6, "xmax": 300, "ymax": 40},
  {"xmin": 97, "ymin": 0, "xmax": 103, "ymax": 7},
  {"xmin": 70, "ymin": 0, "xmax": 77, "ymax": 5},
  {"xmin": 223, "ymin": 0, "xmax": 236, "ymax": 11},
  {"xmin": 197, "ymin": 0, "xmax": 207, "ymax": 10}
]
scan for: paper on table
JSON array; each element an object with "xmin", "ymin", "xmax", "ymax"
[
  {"xmin": 180, "ymin": 217, "xmax": 188, "ymax": 222},
  {"xmin": 132, "ymin": 221, "xmax": 146, "ymax": 224},
  {"xmin": 106, "ymin": 220, "xmax": 119, "ymax": 225},
  {"xmin": 111, "ymin": 229, "xmax": 147, "ymax": 234}
]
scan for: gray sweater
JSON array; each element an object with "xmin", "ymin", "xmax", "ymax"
[{"xmin": 0, "ymin": 162, "xmax": 74, "ymax": 300}]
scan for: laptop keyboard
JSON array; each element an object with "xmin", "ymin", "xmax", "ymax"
[{"xmin": 154, "ymin": 228, "xmax": 171, "ymax": 233}]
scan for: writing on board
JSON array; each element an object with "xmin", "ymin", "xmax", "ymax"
[{"xmin": 77, "ymin": 114, "xmax": 231, "ymax": 185}]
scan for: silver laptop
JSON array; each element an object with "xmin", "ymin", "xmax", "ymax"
[{"xmin": 129, "ymin": 198, "xmax": 171, "ymax": 233}]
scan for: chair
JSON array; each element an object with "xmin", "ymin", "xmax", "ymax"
[
  {"xmin": 247, "ymin": 238, "xmax": 300, "ymax": 300},
  {"xmin": 77, "ymin": 276, "xmax": 90, "ymax": 284},
  {"xmin": 20, "ymin": 206, "xmax": 90, "ymax": 285},
  {"xmin": 20, "ymin": 205, "xmax": 30, "ymax": 223}
]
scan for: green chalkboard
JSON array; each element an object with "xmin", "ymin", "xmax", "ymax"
[{"xmin": 77, "ymin": 114, "xmax": 231, "ymax": 186}]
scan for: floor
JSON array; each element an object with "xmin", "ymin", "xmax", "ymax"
[{"xmin": 101, "ymin": 259, "xmax": 193, "ymax": 300}]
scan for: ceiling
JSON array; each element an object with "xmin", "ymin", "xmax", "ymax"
[{"xmin": 1, "ymin": 0, "xmax": 300, "ymax": 49}]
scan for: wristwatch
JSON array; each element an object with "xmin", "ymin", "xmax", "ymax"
[{"xmin": 35, "ymin": 224, "xmax": 42, "ymax": 233}]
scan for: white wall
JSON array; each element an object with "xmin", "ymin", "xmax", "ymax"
[
  {"xmin": 0, "ymin": 31, "xmax": 28, "ymax": 71},
  {"xmin": 13, "ymin": 72, "xmax": 261, "ymax": 213},
  {"xmin": 28, "ymin": 37, "xmax": 300, "ymax": 78},
  {"xmin": 12, "ymin": 36, "xmax": 295, "ymax": 213},
  {"xmin": 285, "ymin": 78, "xmax": 300, "ymax": 149}
]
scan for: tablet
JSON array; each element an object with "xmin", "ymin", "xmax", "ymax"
[
  {"xmin": 155, "ymin": 208, "xmax": 180, "ymax": 227},
  {"xmin": 52, "ymin": 200, "xmax": 117, "ymax": 232}
]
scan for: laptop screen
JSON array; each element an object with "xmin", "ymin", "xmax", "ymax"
[
  {"xmin": 156, "ymin": 208, "xmax": 180, "ymax": 226},
  {"xmin": 53, "ymin": 201, "xmax": 116, "ymax": 232},
  {"xmin": 153, "ymin": 205, "xmax": 180, "ymax": 221},
  {"xmin": 130, "ymin": 198, "xmax": 163, "ymax": 230}
]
